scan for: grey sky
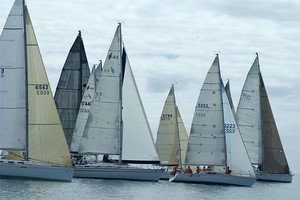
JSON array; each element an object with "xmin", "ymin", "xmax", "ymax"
[{"xmin": 1, "ymin": 0, "xmax": 299, "ymax": 172}]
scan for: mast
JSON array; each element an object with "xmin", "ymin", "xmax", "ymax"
[
  {"xmin": 23, "ymin": 0, "xmax": 29, "ymax": 161},
  {"xmin": 217, "ymin": 54, "xmax": 227, "ymax": 167},
  {"xmin": 118, "ymin": 23, "xmax": 123, "ymax": 164},
  {"xmin": 172, "ymin": 84, "xmax": 182, "ymax": 169},
  {"xmin": 79, "ymin": 30, "xmax": 83, "ymax": 98}
]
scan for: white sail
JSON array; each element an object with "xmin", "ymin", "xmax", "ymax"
[
  {"xmin": 25, "ymin": 7, "xmax": 72, "ymax": 166},
  {"xmin": 185, "ymin": 55, "xmax": 225, "ymax": 166},
  {"xmin": 0, "ymin": 0, "xmax": 26, "ymax": 150},
  {"xmin": 78, "ymin": 25, "xmax": 122, "ymax": 155},
  {"xmin": 121, "ymin": 49, "xmax": 159, "ymax": 163},
  {"xmin": 222, "ymin": 82, "xmax": 255, "ymax": 176},
  {"xmin": 236, "ymin": 56, "xmax": 262, "ymax": 165},
  {"xmin": 70, "ymin": 63, "xmax": 101, "ymax": 153}
]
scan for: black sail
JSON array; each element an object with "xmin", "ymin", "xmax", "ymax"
[{"xmin": 54, "ymin": 31, "xmax": 90, "ymax": 147}]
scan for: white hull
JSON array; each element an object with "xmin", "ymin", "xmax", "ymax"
[
  {"xmin": 0, "ymin": 159, "xmax": 74, "ymax": 182},
  {"xmin": 74, "ymin": 164, "xmax": 162, "ymax": 181},
  {"xmin": 169, "ymin": 171, "xmax": 256, "ymax": 187},
  {"xmin": 256, "ymin": 171, "xmax": 292, "ymax": 183}
]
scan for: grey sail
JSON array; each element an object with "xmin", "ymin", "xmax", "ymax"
[
  {"xmin": 54, "ymin": 31, "xmax": 90, "ymax": 147},
  {"xmin": 261, "ymin": 76, "xmax": 290, "ymax": 174}
]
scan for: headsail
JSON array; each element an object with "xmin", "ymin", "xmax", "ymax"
[
  {"xmin": 121, "ymin": 48, "xmax": 160, "ymax": 163},
  {"xmin": 25, "ymin": 6, "xmax": 72, "ymax": 166},
  {"xmin": 222, "ymin": 82, "xmax": 255, "ymax": 176},
  {"xmin": 54, "ymin": 31, "xmax": 90, "ymax": 147}
]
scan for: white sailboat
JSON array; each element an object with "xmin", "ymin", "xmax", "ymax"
[
  {"xmin": 54, "ymin": 31, "xmax": 91, "ymax": 148},
  {"xmin": 73, "ymin": 24, "xmax": 162, "ymax": 181},
  {"xmin": 170, "ymin": 55, "xmax": 256, "ymax": 186},
  {"xmin": 156, "ymin": 85, "xmax": 188, "ymax": 179},
  {"xmin": 236, "ymin": 54, "xmax": 293, "ymax": 183},
  {"xmin": 0, "ymin": 0, "xmax": 74, "ymax": 181}
]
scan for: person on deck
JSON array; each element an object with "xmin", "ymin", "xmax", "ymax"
[
  {"xmin": 196, "ymin": 166, "xmax": 201, "ymax": 173},
  {"xmin": 171, "ymin": 165, "xmax": 177, "ymax": 175},
  {"xmin": 185, "ymin": 166, "xmax": 193, "ymax": 174},
  {"xmin": 226, "ymin": 166, "xmax": 232, "ymax": 174}
]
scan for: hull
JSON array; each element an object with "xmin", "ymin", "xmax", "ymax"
[
  {"xmin": 0, "ymin": 159, "xmax": 74, "ymax": 181},
  {"xmin": 256, "ymin": 171, "xmax": 293, "ymax": 183},
  {"xmin": 74, "ymin": 164, "xmax": 162, "ymax": 181},
  {"xmin": 160, "ymin": 171, "xmax": 172, "ymax": 180},
  {"xmin": 170, "ymin": 171, "xmax": 256, "ymax": 187}
]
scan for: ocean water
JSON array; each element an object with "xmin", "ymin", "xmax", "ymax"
[{"xmin": 0, "ymin": 174, "xmax": 299, "ymax": 200}]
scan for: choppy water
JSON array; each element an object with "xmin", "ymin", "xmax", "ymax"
[{"xmin": 0, "ymin": 174, "xmax": 299, "ymax": 200}]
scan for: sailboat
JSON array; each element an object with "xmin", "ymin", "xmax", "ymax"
[
  {"xmin": 170, "ymin": 55, "xmax": 256, "ymax": 186},
  {"xmin": 236, "ymin": 53, "xmax": 293, "ymax": 183},
  {"xmin": 54, "ymin": 31, "xmax": 91, "ymax": 148},
  {"xmin": 72, "ymin": 24, "xmax": 162, "ymax": 181},
  {"xmin": 0, "ymin": 0, "xmax": 74, "ymax": 181},
  {"xmin": 156, "ymin": 85, "xmax": 188, "ymax": 179}
]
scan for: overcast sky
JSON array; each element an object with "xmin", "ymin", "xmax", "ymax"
[{"xmin": 1, "ymin": 0, "xmax": 299, "ymax": 172}]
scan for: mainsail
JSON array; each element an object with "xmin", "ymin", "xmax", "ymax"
[
  {"xmin": 185, "ymin": 55, "xmax": 225, "ymax": 166},
  {"xmin": 0, "ymin": 0, "xmax": 26, "ymax": 150},
  {"xmin": 236, "ymin": 56, "xmax": 262, "ymax": 165},
  {"xmin": 54, "ymin": 31, "xmax": 90, "ymax": 147},
  {"xmin": 78, "ymin": 25, "xmax": 122, "ymax": 155}
]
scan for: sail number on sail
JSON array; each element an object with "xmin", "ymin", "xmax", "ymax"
[
  {"xmin": 161, "ymin": 114, "xmax": 173, "ymax": 121},
  {"xmin": 35, "ymin": 84, "xmax": 50, "ymax": 95},
  {"xmin": 196, "ymin": 103, "xmax": 209, "ymax": 108},
  {"xmin": 224, "ymin": 124, "xmax": 235, "ymax": 133},
  {"xmin": 0, "ymin": 68, "xmax": 4, "ymax": 78}
]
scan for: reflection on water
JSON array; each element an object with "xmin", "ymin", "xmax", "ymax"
[{"xmin": 0, "ymin": 175, "xmax": 299, "ymax": 200}]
